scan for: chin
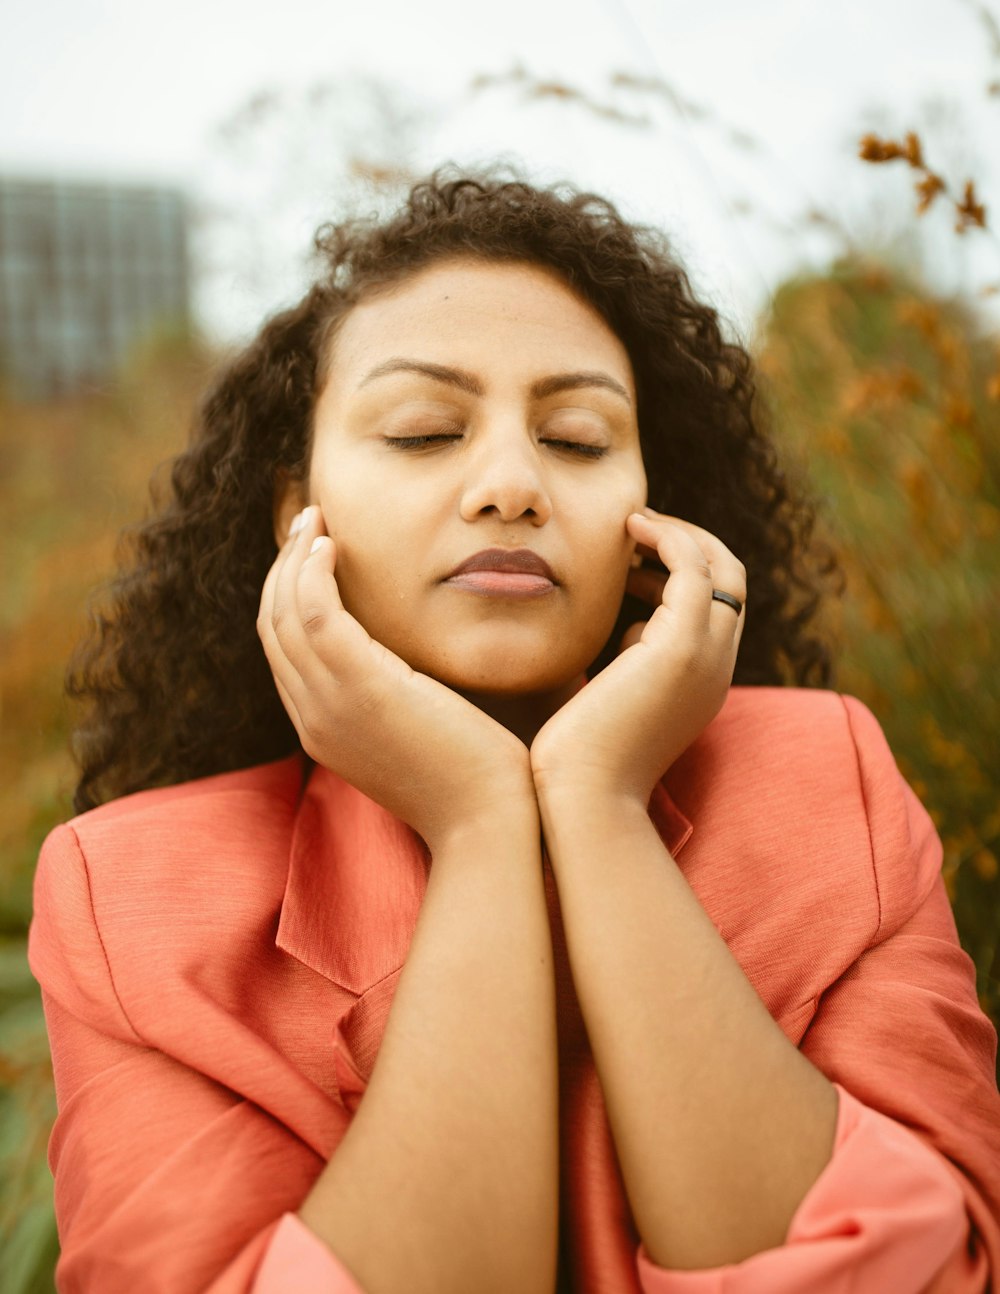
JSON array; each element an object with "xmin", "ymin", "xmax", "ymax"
[
  {"xmin": 385, "ymin": 619, "xmax": 615, "ymax": 696},
  {"xmin": 429, "ymin": 652, "xmax": 592, "ymax": 699}
]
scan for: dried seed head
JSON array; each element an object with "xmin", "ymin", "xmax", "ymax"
[
  {"xmin": 904, "ymin": 132, "xmax": 924, "ymax": 167},
  {"xmin": 915, "ymin": 173, "xmax": 946, "ymax": 215},
  {"xmin": 955, "ymin": 179, "xmax": 987, "ymax": 232}
]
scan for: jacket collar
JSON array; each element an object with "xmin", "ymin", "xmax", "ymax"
[{"xmin": 276, "ymin": 762, "xmax": 693, "ymax": 994}]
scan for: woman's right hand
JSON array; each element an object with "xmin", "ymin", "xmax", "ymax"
[{"xmin": 257, "ymin": 505, "xmax": 535, "ymax": 852}]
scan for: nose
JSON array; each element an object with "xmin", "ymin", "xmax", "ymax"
[{"xmin": 458, "ymin": 428, "xmax": 553, "ymax": 526}]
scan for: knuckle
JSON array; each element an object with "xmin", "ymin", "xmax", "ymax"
[
  {"xmin": 350, "ymin": 681, "xmax": 385, "ymax": 717},
  {"xmin": 300, "ymin": 605, "xmax": 327, "ymax": 637}
]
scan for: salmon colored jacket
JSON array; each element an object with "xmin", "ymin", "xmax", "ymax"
[{"xmin": 28, "ymin": 688, "xmax": 1000, "ymax": 1292}]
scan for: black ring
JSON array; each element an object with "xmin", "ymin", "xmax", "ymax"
[{"xmin": 711, "ymin": 589, "xmax": 743, "ymax": 614}]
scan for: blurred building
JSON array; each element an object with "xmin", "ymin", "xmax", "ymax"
[{"xmin": 0, "ymin": 176, "xmax": 190, "ymax": 398}]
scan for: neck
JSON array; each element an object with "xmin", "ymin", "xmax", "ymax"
[{"xmin": 458, "ymin": 674, "xmax": 588, "ymax": 747}]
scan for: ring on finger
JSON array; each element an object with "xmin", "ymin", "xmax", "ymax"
[{"xmin": 711, "ymin": 588, "xmax": 743, "ymax": 615}]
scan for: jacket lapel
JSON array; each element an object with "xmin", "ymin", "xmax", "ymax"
[
  {"xmin": 275, "ymin": 763, "xmax": 431, "ymax": 995},
  {"xmin": 276, "ymin": 760, "xmax": 693, "ymax": 999}
]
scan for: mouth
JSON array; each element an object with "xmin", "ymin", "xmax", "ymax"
[{"xmin": 442, "ymin": 548, "xmax": 558, "ymax": 599}]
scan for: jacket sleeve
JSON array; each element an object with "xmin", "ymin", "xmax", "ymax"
[
  {"xmin": 634, "ymin": 695, "xmax": 1000, "ymax": 1294},
  {"xmin": 29, "ymin": 822, "xmax": 366, "ymax": 1294}
]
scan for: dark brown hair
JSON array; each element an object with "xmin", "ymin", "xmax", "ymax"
[{"xmin": 69, "ymin": 166, "xmax": 840, "ymax": 812}]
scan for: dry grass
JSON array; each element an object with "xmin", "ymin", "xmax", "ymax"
[{"xmin": 756, "ymin": 258, "xmax": 999, "ymax": 1025}]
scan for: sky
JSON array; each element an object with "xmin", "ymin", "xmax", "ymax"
[{"xmin": 3, "ymin": 0, "xmax": 998, "ymax": 340}]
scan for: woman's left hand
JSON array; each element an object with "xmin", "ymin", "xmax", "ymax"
[{"xmin": 530, "ymin": 507, "xmax": 746, "ymax": 807}]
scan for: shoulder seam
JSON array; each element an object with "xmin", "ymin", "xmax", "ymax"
[
  {"xmin": 66, "ymin": 824, "xmax": 144, "ymax": 1043},
  {"xmin": 71, "ymin": 760, "xmax": 304, "ymax": 822},
  {"xmin": 69, "ymin": 777, "xmax": 303, "ymax": 830},
  {"xmin": 838, "ymin": 694, "xmax": 884, "ymax": 943}
]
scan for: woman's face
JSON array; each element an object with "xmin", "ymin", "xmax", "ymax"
[{"xmin": 281, "ymin": 257, "xmax": 647, "ymax": 700}]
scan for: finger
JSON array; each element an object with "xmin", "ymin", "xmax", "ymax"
[
  {"xmin": 710, "ymin": 588, "xmax": 746, "ymax": 642},
  {"xmin": 295, "ymin": 529, "xmax": 348, "ymax": 640},
  {"xmin": 258, "ymin": 508, "xmax": 312, "ymax": 683},
  {"xmin": 630, "ymin": 532, "xmax": 669, "ymax": 565},
  {"xmin": 274, "ymin": 673, "xmax": 307, "ymax": 742},
  {"xmin": 258, "ymin": 505, "xmax": 307, "ymax": 628},
  {"xmin": 625, "ymin": 563, "xmax": 668, "ymax": 607},
  {"xmin": 295, "ymin": 527, "xmax": 380, "ymax": 689},
  {"xmin": 628, "ymin": 512, "xmax": 745, "ymax": 657},
  {"xmin": 263, "ymin": 506, "xmax": 343, "ymax": 722},
  {"xmin": 636, "ymin": 510, "xmax": 746, "ymax": 647},
  {"xmin": 618, "ymin": 621, "xmax": 646, "ymax": 653},
  {"xmin": 642, "ymin": 507, "xmax": 747, "ymax": 609},
  {"xmin": 627, "ymin": 512, "xmax": 716, "ymax": 634},
  {"xmin": 271, "ymin": 505, "xmax": 332, "ymax": 674}
]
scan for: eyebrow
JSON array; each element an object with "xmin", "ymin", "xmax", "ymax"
[{"xmin": 356, "ymin": 358, "xmax": 632, "ymax": 406}]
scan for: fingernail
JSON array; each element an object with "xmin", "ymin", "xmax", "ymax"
[
  {"xmin": 288, "ymin": 510, "xmax": 305, "ymax": 537},
  {"xmin": 309, "ymin": 537, "xmax": 324, "ymax": 555}
]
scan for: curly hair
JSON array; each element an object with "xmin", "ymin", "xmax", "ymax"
[{"xmin": 68, "ymin": 166, "xmax": 841, "ymax": 812}]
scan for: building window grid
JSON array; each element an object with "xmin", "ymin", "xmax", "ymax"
[{"xmin": 0, "ymin": 178, "xmax": 189, "ymax": 396}]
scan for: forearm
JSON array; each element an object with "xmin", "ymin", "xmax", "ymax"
[
  {"xmin": 298, "ymin": 804, "xmax": 559, "ymax": 1294},
  {"xmin": 539, "ymin": 790, "xmax": 838, "ymax": 1271}
]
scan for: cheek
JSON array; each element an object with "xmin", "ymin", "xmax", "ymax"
[
  {"xmin": 583, "ymin": 490, "xmax": 640, "ymax": 568},
  {"xmin": 573, "ymin": 527, "xmax": 632, "ymax": 632},
  {"xmin": 329, "ymin": 538, "xmax": 405, "ymax": 623},
  {"xmin": 310, "ymin": 499, "xmax": 394, "ymax": 616},
  {"xmin": 581, "ymin": 460, "xmax": 647, "ymax": 536},
  {"xmin": 574, "ymin": 492, "xmax": 641, "ymax": 607}
]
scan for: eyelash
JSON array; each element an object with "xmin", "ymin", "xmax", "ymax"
[{"xmin": 384, "ymin": 433, "xmax": 607, "ymax": 459}]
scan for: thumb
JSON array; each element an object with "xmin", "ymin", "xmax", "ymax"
[{"xmin": 618, "ymin": 622, "xmax": 645, "ymax": 654}]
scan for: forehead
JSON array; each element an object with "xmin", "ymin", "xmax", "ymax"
[{"xmin": 324, "ymin": 258, "xmax": 635, "ymax": 394}]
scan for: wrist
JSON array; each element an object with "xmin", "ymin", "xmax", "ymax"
[
  {"xmin": 427, "ymin": 782, "xmax": 541, "ymax": 858},
  {"xmin": 534, "ymin": 773, "xmax": 650, "ymax": 820},
  {"xmin": 530, "ymin": 737, "xmax": 666, "ymax": 814},
  {"xmin": 536, "ymin": 782, "xmax": 652, "ymax": 854}
]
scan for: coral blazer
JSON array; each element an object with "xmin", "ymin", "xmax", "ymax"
[{"xmin": 28, "ymin": 688, "xmax": 1000, "ymax": 1293}]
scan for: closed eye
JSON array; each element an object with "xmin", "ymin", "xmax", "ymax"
[
  {"xmin": 543, "ymin": 439, "xmax": 607, "ymax": 459},
  {"xmin": 383, "ymin": 433, "xmax": 462, "ymax": 450},
  {"xmin": 384, "ymin": 433, "xmax": 606, "ymax": 459}
]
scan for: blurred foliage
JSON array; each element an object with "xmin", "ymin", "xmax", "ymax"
[
  {"xmin": 0, "ymin": 331, "xmax": 213, "ymax": 1291},
  {"xmin": 1, "ymin": 262, "xmax": 998, "ymax": 1289},
  {"xmin": 755, "ymin": 257, "xmax": 1000, "ymax": 1033}
]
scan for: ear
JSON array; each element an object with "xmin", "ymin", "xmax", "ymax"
[{"xmin": 273, "ymin": 470, "xmax": 309, "ymax": 548}]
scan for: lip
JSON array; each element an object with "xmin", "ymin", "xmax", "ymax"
[
  {"xmin": 444, "ymin": 548, "xmax": 557, "ymax": 582},
  {"xmin": 442, "ymin": 548, "xmax": 558, "ymax": 599}
]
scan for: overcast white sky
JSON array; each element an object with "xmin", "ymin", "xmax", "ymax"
[{"xmin": 3, "ymin": 0, "xmax": 998, "ymax": 339}]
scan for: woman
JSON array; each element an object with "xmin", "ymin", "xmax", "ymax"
[{"xmin": 28, "ymin": 170, "xmax": 1000, "ymax": 1293}]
